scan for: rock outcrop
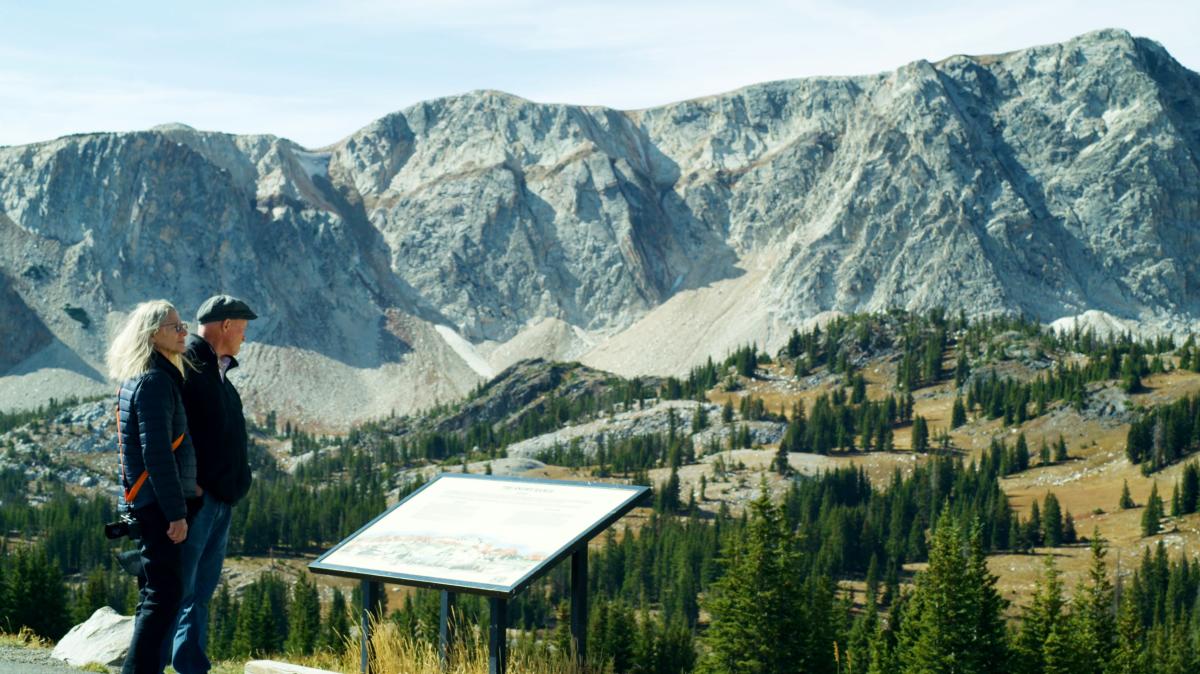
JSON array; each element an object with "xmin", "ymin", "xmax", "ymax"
[{"xmin": 50, "ymin": 606, "xmax": 132, "ymax": 668}]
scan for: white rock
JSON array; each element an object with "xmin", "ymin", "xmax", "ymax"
[
  {"xmin": 51, "ymin": 606, "xmax": 132, "ymax": 668},
  {"xmin": 245, "ymin": 660, "xmax": 340, "ymax": 674}
]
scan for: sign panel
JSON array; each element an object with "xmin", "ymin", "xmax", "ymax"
[{"xmin": 310, "ymin": 474, "xmax": 648, "ymax": 595}]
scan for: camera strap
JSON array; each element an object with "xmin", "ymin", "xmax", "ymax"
[{"xmin": 116, "ymin": 387, "xmax": 185, "ymax": 504}]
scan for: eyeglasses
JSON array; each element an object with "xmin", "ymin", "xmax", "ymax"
[{"xmin": 161, "ymin": 321, "xmax": 189, "ymax": 334}]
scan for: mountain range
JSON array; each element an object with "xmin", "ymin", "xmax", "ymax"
[{"xmin": 1, "ymin": 28, "xmax": 1197, "ymax": 427}]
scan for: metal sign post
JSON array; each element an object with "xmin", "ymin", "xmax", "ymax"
[
  {"xmin": 571, "ymin": 548, "xmax": 587, "ymax": 662},
  {"xmin": 359, "ymin": 580, "xmax": 383, "ymax": 674},
  {"xmin": 439, "ymin": 590, "xmax": 455, "ymax": 669},
  {"xmin": 489, "ymin": 597, "xmax": 509, "ymax": 674}
]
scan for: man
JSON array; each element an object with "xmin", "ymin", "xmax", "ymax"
[{"xmin": 166, "ymin": 295, "xmax": 256, "ymax": 674}]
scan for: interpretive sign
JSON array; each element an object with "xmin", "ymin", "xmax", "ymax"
[
  {"xmin": 309, "ymin": 473, "xmax": 649, "ymax": 674},
  {"xmin": 311, "ymin": 473, "xmax": 647, "ymax": 594}
]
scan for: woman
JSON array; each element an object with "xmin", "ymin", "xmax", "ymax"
[{"xmin": 106, "ymin": 300, "xmax": 199, "ymax": 674}]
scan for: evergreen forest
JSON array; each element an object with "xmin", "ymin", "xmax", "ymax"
[{"xmin": 4, "ymin": 310, "xmax": 1200, "ymax": 672}]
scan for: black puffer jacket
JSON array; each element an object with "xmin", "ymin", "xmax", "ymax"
[
  {"xmin": 117, "ymin": 351, "xmax": 197, "ymax": 521},
  {"xmin": 182, "ymin": 335, "xmax": 252, "ymax": 504}
]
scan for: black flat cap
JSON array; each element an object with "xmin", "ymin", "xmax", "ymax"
[{"xmin": 196, "ymin": 295, "xmax": 258, "ymax": 324}]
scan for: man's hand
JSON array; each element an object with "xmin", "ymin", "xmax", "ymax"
[{"xmin": 167, "ymin": 518, "xmax": 188, "ymax": 544}]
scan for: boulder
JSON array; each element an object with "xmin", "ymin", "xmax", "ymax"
[{"xmin": 50, "ymin": 606, "xmax": 132, "ymax": 668}]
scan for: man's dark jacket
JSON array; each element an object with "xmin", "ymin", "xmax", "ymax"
[
  {"xmin": 118, "ymin": 351, "xmax": 197, "ymax": 521},
  {"xmin": 182, "ymin": 335, "xmax": 252, "ymax": 503}
]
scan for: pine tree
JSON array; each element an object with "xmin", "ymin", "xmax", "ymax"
[
  {"xmin": 1181, "ymin": 462, "xmax": 1199, "ymax": 514},
  {"xmin": 232, "ymin": 582, "xmax": 269, "ymax": 657},
  {"xmin": 1126, "ymin": 421, "xmax": 1149, "ymax": 466},
  {"xmin": 657, "ymin": 467, "xmax": 682, "ymax": 514},
  {"xmin": 955, "ymin": 352, "xmax": 971, "ymax": 388},
  {"xmin": 552, "ymin": 600, "xmax": 573, "ymax": 657},
  {"xmin": 71, "ymin": 567, "xmax": 113, "ymax": 624},
  {"xmin": 7, "ymin": 546, "xmax": 70, "ymax": 640},
  {"xmin": 605, "ymin": 600, "xmax": 637, "ymax": 672},
  {"xmin": 1124, "ymin": 370, "xmax": 1143, "ymax": 394},
  {"xmin": 773, "ymin": 442, "xmax": 790, "ymax": 476},
  {"xmin": 698, "ymin": 485, "xmax": 821, "ymax": 673},
  {"xmin": 1153, "ymin": 623, "xmax": 1194, "ymax": 674},
  {"xmin": 1108, "ymin": 594, "xmax": 1148, "ymax": 674},
  {"xmin": 1027, "ymin": 501, "xmax": 1044, "ymax": 548},
  {"xmin": 1070, "ymin": 533, "xmax": 1116, "ymax": 674},
  {"xmin": 633, "ymin": 605, "xmax": 661, "ymax": 671},
  {"xmin": 588, "ymin": 599, "xmax": 612, "ymax": 667},
  {"xmin": 657, "ymin": 615, "xmax": 699, "ymax": 673},
  {"xmin": 209, "ymin": 583, "xmax": 237, "ymax": 661},
  {"xmin": 1142, "ymin": 482, "xmax": 1164, "ymax": 537},
  {"xmin": 951, "ymin": 397, "xmax": 967, "ymax": 429},
  {"xmin": 1016, "ymin": 555, "xmax": 1066, "ymax": 673},
  {"xmin": 285, "ymin": 573, "xmax": 320, "ymax": 656},
  {"xmin": 1042, "ymin": 622, "xmax": 1076, "ymax": 674},
  {"xmin": 692, "ymin": 403, "xmax": 709, "ymax": 433},
  {"xmin": 738, "ymin": 424, "xmax": 752, "ymax": 449},
  {"xmin": 1014, "ymin": 434, "xmax": 1030, "ymax": 472},
  {"xmin": 911, "ymin": 416, "xmax": 929, "ymax": 454},
  {"xmin": 867, "ymin": 596, "xmax": 901, "ymax": 674},
  {"xmin": 964, "ymin": 522, "xmax": 1010, "ymax": 673},
  {"xmin": 231, "ymin": 573, "xmax": 290, "ymax": 657},
  {"xmin": 895, "ymin": 515, "xmax": 1009, "ymax": 673},
  {"xmin": 1054, "ymin": 435, "xmax": 1069, "ymax": 462},
  {"xmin": 845, "ymin": 600, "xmax": 878, "ymax": 674},
  {"xmin": 1042, "ymin": 493, "xmax": 1064, "ymax": 547},
  {"xmin": 324, "ymin": 587, "xmax": 351, "ymax": 653},
  {"xmin": 1119, "ymin": 480, "xmax": 1135, "ymax": 510}
]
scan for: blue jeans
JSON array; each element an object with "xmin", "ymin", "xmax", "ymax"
[
  {"xmin": 123, "ymin": 503, "xmax": 182, "ymax": 674},
  {"xmin": 162, "ymin": 492, "xmax": 232, "ymax": 674}
]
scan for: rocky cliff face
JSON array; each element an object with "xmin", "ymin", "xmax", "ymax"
[{"xmin": 1, "ymin": 29, "xmax": 1197, "ymax": 426}]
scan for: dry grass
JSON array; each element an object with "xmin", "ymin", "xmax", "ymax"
[
  {"xmin": 316, "ymin": 619, "xmax": 603, "ymax": 674},
  {"xmin": 0, "ymin": 627, "xmax": 49, "ymax": 649},
  {"xmin": 1135, "ymin": 369, "xmax": 1200, "ymax": 404},
  {"xmin": 698, "ymin": 362, "xmax": 1200, "ymax": 604},
  {"xmin": 208, "ymin": 615, "xmax": 606, "ymax": 674}
]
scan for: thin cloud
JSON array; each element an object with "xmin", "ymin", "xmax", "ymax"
[{"xmin": 0, "ymin": 74, "xmax": 384, "ymax": 147}]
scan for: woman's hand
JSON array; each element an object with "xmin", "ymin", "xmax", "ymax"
[{"xmin": 167, "ymin": 518, "xmax": 188, "ymax": 544}]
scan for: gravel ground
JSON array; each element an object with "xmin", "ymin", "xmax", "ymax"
[{"xmin": 0, "ymin": 646, "xmax": 87, "ymax": 673}]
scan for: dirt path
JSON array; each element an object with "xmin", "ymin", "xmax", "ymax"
[{"xmin": 0, "ymin": 646, "xmax": 86, "ymax": 673}]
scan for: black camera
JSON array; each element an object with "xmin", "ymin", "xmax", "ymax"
[{"xmin": 104, "ymin": 513, "xmax": 141, "ymax": 540}]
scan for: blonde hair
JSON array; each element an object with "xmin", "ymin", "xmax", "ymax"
[{"xmin": 106, "ymin": 300, "xmax": 187, "ymax": 382}]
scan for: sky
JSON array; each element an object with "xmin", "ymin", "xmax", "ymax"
[{"xmin": 2, "ymin": 0, "xmax": 1197, "ymax": 149}]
